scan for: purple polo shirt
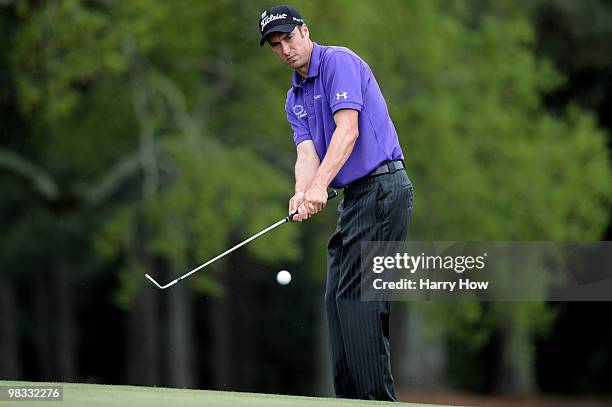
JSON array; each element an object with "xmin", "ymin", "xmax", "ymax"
[{"xmin": 285, "ymin": 43, "xmax": 404, "ymax": 189}]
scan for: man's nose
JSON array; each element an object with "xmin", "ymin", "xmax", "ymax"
[{"xmin": 281, "ymin": 42, "xmax": 291, "ymax": 55}]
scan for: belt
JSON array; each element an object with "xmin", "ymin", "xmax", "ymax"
[
  {"xmin": 369, "ymin": 160, "xmax": 404, "ymax": 176},
  {"xmin": 345, "ymin": 160, "xmax": 405, "ymax": 189}
]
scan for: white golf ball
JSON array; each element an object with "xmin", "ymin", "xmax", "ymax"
[{"xmin": 276, "ymin": 270, "xmax": 292, "ymax": 285}]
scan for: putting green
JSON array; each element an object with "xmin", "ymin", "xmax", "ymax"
[{"xmin": 0, "ymin": 381, "xmax": 447, "ymax": 406}]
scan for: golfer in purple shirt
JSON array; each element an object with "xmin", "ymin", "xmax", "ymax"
[{"xmin": 260, "ymin": 5, "xmax": 413, "ymax": 401}]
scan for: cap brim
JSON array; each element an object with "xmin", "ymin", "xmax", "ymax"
[{"xmin": 260, "ymin": 24, "xmax": 297, "ymax": 46}]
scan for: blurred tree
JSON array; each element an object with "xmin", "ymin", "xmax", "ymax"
[
  {"xmin": 1, "ymin": 0, "xmax": 610, "ymax": 399},
  {"xmin": 534, "ymin": 0, "xmax": 612, "ymax": 130},
  {"xmin": 299, "ymin": 0, "xmax": 610, "ymax": 396},
  {"xmin": 4, "ymin": 0, "xmax": 301, "ymax": 388},
  {"xmin": 529, "ymin": 0, "xmax": 612, "ymax": 395}
]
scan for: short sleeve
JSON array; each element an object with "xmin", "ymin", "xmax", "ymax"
[
  {"xmin": 285, "ymin": 95, "xmax": 312, "ymax": 146},
  {"xmin": 322, "ymin": 51, "xmax": 364, "ymax": 114}
]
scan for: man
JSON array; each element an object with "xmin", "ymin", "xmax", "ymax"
[{"xmin": 259, "ymin": 5, "xmax": 413, "ymax": 401}]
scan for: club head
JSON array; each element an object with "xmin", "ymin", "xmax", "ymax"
[{"xmin": 144, "ymin": 274, "xmax": 164, "ymax": 289}]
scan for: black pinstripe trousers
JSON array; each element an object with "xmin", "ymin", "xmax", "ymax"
[{"xmin": 325, "ymin": 168, "xmax": 413, "ymax": 401}]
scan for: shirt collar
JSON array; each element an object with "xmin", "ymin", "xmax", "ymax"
[{"xmin": 292, "ymin": 43, "xmax": 322, "ymax": 89}]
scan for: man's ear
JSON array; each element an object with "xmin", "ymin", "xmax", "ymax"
[{"xmin": 301, "ymin": 24, "xmax": 309, "ymax": 39}]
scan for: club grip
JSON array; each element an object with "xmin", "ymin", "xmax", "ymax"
[{"xmin": 288, "ymin": 189, "xmax": 338, "ymax": 221}]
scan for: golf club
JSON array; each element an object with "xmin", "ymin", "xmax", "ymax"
[{"xmin": 145, "ymin": 189, "xmax": 338, "ymax": 290}]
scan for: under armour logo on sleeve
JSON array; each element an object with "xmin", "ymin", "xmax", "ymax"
[{"xmin": 336, "ymin": 92, "xmax": 348, "ymax": 100}]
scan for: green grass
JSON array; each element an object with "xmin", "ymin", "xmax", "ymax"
[{"xmin": 0, "ymin": 381, "xmax": 447, "ymax": 406}]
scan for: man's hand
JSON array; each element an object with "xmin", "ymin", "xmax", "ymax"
[
  {"xmin": 289, "ymin": 185, "xmax": 328, "ymax": 222},
  {"xmin": 289, "ymin": 191, "xmax": 308, "ymax": 222},
  {"xmin": 303, "ymin": 183, "xmax": 328, "ymax": 217}
]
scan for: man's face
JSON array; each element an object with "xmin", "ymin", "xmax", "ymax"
[{"xmin": 267, "ymin": 25, "xmax": 310, "ymax": 70}]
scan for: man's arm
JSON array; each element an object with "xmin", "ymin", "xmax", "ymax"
[
  {"xmin": 295, "ymin": 140, "xmax": 320, "ymax": 193},
  {"xmin": 303, "ymin": 108, "xmax": 359, "ymax": 215},
  {"xmin": 289, "ymin": 140, "xmax": 320, "ymax": 222}
]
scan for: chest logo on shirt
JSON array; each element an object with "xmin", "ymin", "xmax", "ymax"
[
  {"xmin": 293, "ymin": 104, "xmax": 307, "ymax": 119},
  {"xmin": 314, "ymin": 94, "xmax": 321, "ymax": 100},
  {"xmin": 336, "ymin": 92, "xmax": 348, "ymax": 100}
]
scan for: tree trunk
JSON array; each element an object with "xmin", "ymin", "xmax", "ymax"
[
  {"xmin": 232, "ymin": 251, "xmax": 254, "ymax": 391},
  {"xmin": 126, "ymin": 284, "xmax": 160, "ymax": 385},
  {"xmin": 125, "ymin": 223, "xmax": 160, "ymax": 386},
  {"xmin": 495, "ymin": 316, "xmax": 536, "ymax": 397},
  {"xmin": 167, "ymin": 281, "xmax": 195, "ymax": 388},
  {"xmin": 33, "ymin": 276, "xmax": 53, "ymax": 379},
  {"xmin": 396, "ymin": 305, "xmax": 448, "ymax": 391},
  {"xmin": 315, "ymin": 300, "xmax": 334, "ymax": 396},
  {"xmin": 210, "ymin": 265, "xmax": 232, "ymax": 390},
  {"xmin": 0, "ymin": 279, "xmax": 21, "ymax": 379},
  {"xmin": 54, "ymin": 264, "xmax": 76, "ymax": 381}
]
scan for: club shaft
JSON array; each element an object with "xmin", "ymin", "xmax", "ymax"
[
  {"xmin": 146, "ymin": 189, "xmax": 338, "ymax": 289},
  {"xmin": 172, "ymin": 217, "xmax": 289, "ymax": 286}
]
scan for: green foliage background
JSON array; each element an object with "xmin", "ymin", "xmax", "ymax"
[{"xmin": 1, "ymin": 0, "xmax": 610, "ymax": 396}]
